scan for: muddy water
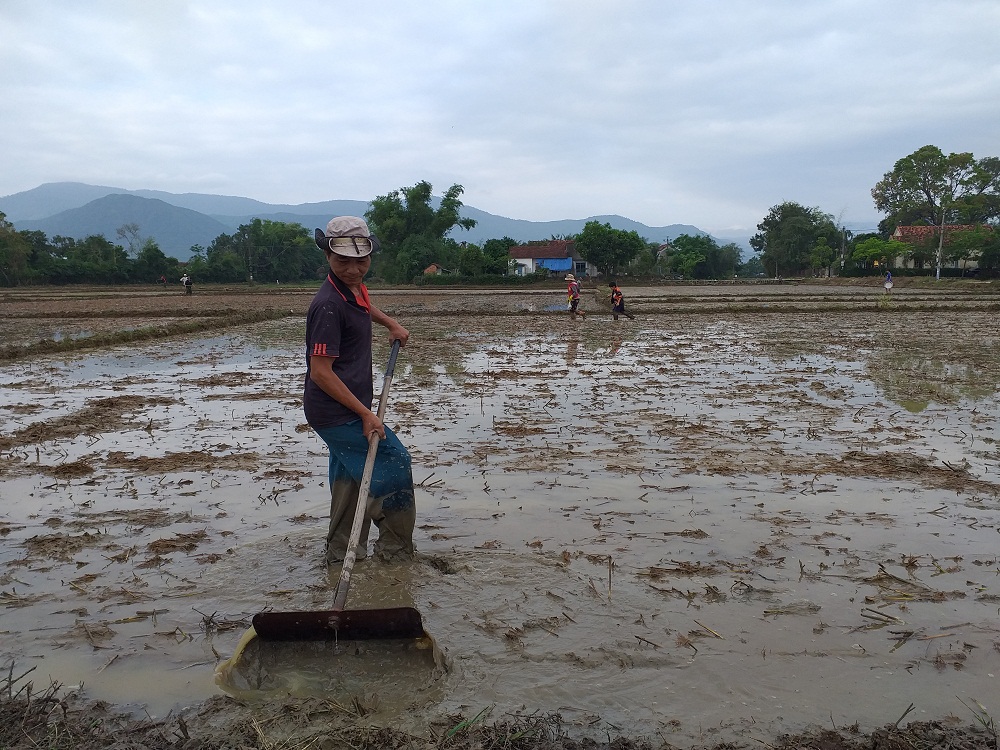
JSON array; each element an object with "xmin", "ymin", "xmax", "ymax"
[{"xmin": 2, "ymin": 308, "xmax": 999, "ymax": 744}]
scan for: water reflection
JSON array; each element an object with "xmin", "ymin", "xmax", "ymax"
[
  {"xmin": 875, "ymin": 352, "xmax": 999, "ymax": 406},
  {"xmin": 564, "ymin": 336, "xmax": 578, "ymax": 366},
  {"xmin": 749, "ymin": 312, "xmax": 1000, "ymax": 406}
]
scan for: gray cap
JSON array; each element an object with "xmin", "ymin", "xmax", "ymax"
[{"xmin": 315, "ymin": 216, "xmax": 375, "ymax": 257}]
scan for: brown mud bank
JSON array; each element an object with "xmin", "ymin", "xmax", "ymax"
[
  {"xmin": 2, "ymin": 684, "xmax": 999, "ymax": 750},
  {"xmin": 2, "ymin": 283, "xmax": 999, "ymax": 749}
]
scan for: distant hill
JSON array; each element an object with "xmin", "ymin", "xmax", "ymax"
[
  {"xmin": 15, "ymin": 194, "xmax": 231, "ymax": 260},
  {"xmin": 213, "ymin": 207, "xmax": 709, "ymax": 247},
  {"xmin": 1, "ymin": 182, "xmax": 132, "ymax": 222},
  {"xmin": 210, "ymin": 201, "xmax": 373, "ymax": 234},
  {"xmin": 3, "ymin": 182, "xmax": 747, "ymax": 260},
  {"xmin": 441, "ymin": 205, "xmax": 708, "ymax": 246}
]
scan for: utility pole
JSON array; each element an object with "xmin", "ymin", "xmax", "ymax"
[
  {"xmin": 935, "ymin": 222, "xmax": 944, "ymax": 281},
  {"xmin": 935, "ymin": 194, "xmax": 951, "ymax": 281},
  {"xmin": 934, "ymin": 223, "xmax": 944, "ymax": 281}
]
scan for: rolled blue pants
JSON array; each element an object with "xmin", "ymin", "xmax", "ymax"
[{"xmin": 313, "ymin": 419, "xmax": 415, "ymax": 563}]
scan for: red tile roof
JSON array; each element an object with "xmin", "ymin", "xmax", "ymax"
[
  {"xmin": 508, "ymin": 239, "xmax": 575, "ymax": 259},
  {"xmin": 891, "ymin": 225, "xmax": 980, "ymax": 242}
]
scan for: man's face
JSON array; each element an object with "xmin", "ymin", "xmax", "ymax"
[{"xmin": 327, "ymin": 252, "xmax": 371, "ymax": 286}]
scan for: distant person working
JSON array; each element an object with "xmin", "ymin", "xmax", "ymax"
[
  {"xmin": 565, "ymin": 273, "xmax": 586, "ymax": 318},
  {"xmin": 608, "ymin": 281, "xmax": 634, "ymax": 320}
]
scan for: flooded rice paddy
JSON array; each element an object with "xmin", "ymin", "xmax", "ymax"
[{"xmin": 1, "ymin": 283, "xmax": 999, "ymax": 746}]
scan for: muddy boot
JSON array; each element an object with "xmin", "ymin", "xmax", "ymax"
[
  {"xmin": 371, "ymin": 490, "xmax": 416, "ymax": 561},
  {"xmin": 324, "ymin": 477, "xmax": 372, "ymax": 564}
]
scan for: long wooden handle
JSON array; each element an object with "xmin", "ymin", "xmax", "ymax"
[{"xmin": 332, "ymin": 340, "xmax": 402, "ymax": 612}]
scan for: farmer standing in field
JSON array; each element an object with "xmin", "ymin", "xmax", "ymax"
[
  {"xmin": 608, "ymin": 281, "xmax": 634, "ymax": 320},
  {"xmin": 304, "ymin": 216, "xmax": 416, "ymax": 564},
  {"xmin": 565, "ymin": 273, "xmax": 586, "ymax": 318},
  {"xmin": 180, "ymin": 273, "xmax": 193, "ymax": 294}
]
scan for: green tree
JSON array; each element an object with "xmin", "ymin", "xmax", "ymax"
[
  {"xmin": 750, "ymin": 202, "xmax": 838, "ymax": 277},
  {"xmin": 947, "ymin": 226, "xmax": 1000, "ymax": 272},
  {"xmin": 0, "ymin": 212, "xmax": 30, "ymax": 286},
  {"xmin": 738, "ymin": 254, "xmax": 766, "ymax": 277},
  {"xmin": 116, "ymin": 222, "xmax": 143, "ymax": 262},
  {"xmin": 851, "ymin": 238, "xmax": 909, "ymax": 270},
  {"xmin": 975, "ymin": 228, "xmax": 1000, "ymax": 273},
  {"xmin": 392, "ymin": 234, "xmax": 440, "ymax": 282},
  {"xmin": 573, "ymin": 221, "xmax": 647, "ymax": 277},
  {"xmin": 659, "ymin": 235, "xmax": 740, "ymax": 279},
  {"xmin": 183, "ymin": 246, "xmax": 210, "ymax": 282},
  {"xmin": 203, "ymin": 233, "xmax": 247, "ymax": 282},
  {"xmin": 456, "ymin": 243, "xmax": 484, "ymax": 276},
  {"xmin": 810, "ymin": 237, "xmax": 837, "ymax": 275},
  {"xmin": 132, "ymin": 239, "xmax": 178, "ymax": 282},
  {"xmin": 18, "ymin": 229, "xmax": 57, "ymax": 283},
  {"xmin": 365, "ymin": 181, "xmax": 477, "ymax": 283},
  {"xmin": 46, "ymin": 234, "xmax": 128, "ymax": 283},
  {"xmin": 630, "ymin": 243, "xmax": 662, "ymax": 277},
  {"xmin": 208, "ymin": 249, "xmax": 247, "ymax": 282},
  {"xmin": 481, "ymin": 237, "xmax": 517, "ymax": 275},
  {"xmin": 713, "ymin": 242, "xmax": 743, "ymax": 279},
  {"xmin": 905, "ymin": 233, "xmax": 938, "ymax": 270},
  {"xmin": 208, "ymin": 219, "xmax": 316, "ymax": 282},
  {"xmin": 872, "ymin": 146, "xmax": 1000, "ymax": 235},
  {"xmin": 664, "ymin": 234, "xmax": 707, "ymax": 278}
]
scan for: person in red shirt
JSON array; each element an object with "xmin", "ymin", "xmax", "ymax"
[
  {"xmin": 304, "ymin": 216, "xmax": 414, "ymax": 564},
  {"xmin": 565, "ymin": 273, "xmax": 586, "ymax": 318}
]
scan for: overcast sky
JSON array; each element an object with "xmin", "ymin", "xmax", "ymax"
[{"xmin": 2, "ymin": 1, "xmax": 998, "ymax": 235}]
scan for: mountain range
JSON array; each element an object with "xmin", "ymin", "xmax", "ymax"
[{"xmin": 1, "ymin": 182, "xmax": 750, "ymax": 261}]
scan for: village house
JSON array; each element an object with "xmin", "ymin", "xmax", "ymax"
[
  {"xmin": 422, "ymin": 262, "xmax": 450, "ymax": 275},
  {"xmin": 890, "ymin": 224, "xmax": 983, "ymax": 270},
  {"xmin": 507, "ymin": 239, "xmax": 597, "ymax": 278}
]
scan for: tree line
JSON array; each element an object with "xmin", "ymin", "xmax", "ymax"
[
  {"xmin": 0, "ymin": 215, "xmax": 329, "ymax": 287},
  {"xmin": 0, "ymin": 183, "xmax": 755, "ymax": 287},
  {"xmin": 751, "ymin": 145, "xmax": 1000, "ymax": 278},
  {"xmin": 2, "ymin": 144, "xmax": 997, "ymax": 287},
  {"xmin": 367, "ymin": 181, "xmax": 757, "ymax": 282}
]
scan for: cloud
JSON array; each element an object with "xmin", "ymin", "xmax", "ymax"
[{"xmin": 2, "ymin": 0, "xmax": 999, "ymax": 234}]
